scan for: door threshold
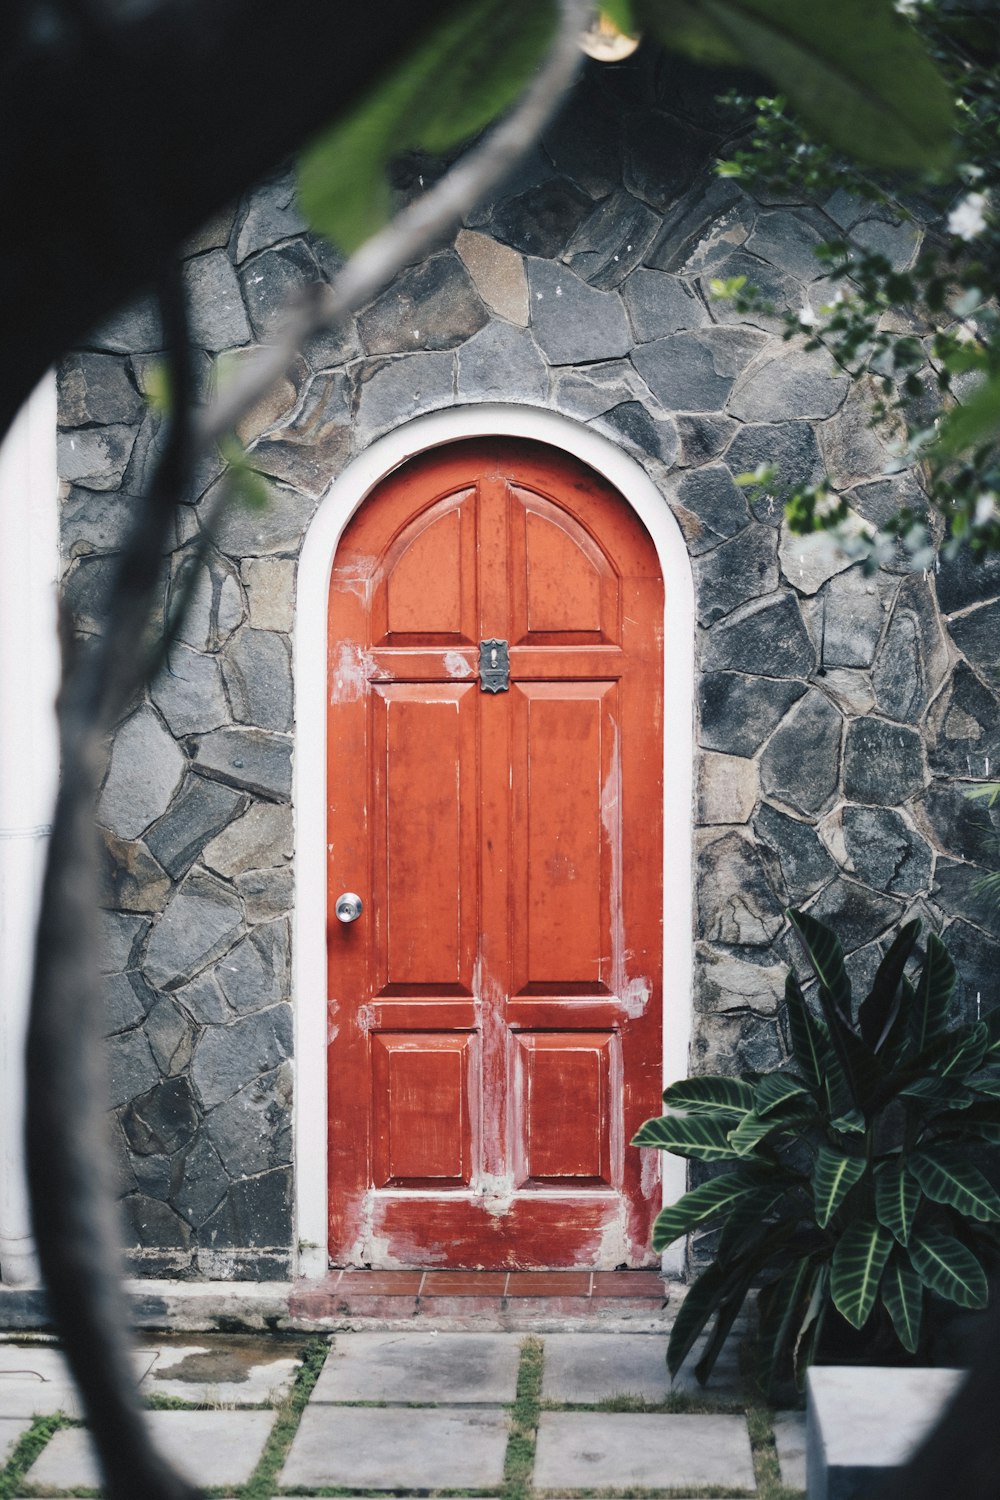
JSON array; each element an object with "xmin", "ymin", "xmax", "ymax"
[{"xmin": 289, "ymin": 1268, "xmax": 674, "ymax": 1331}]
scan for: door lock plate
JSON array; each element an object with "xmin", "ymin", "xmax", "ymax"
[{"xmin": 479, "ymin": 639, "xmax": 509, "ymax": 692}]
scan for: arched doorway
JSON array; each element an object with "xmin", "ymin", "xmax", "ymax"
[{"xmin": 325, "ymin": 437, "xmax": 664, "ymax": 1268}]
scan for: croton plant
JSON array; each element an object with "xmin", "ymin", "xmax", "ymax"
[{"xmin": 634, "ymin": 909, "xmax": 1000, "ymax": 1392}]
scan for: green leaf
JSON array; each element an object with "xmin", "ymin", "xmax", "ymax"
[
  {"xmin": 661, "ymin": 1075, "xmax": 755, "ymax": 1114},
  {"xmin": 756, "ymin": 1257, "xmax": 815, "ymax": 1392},
  {"xmin": 728, "ymin": 1105, "xmax": 815, "ymax": 1156},
  {"xmin": 298, "ymin": 0, "xmax": 556, "ymax": 250},
  {"xmin": 695, "ymin": 1287, "xmax": 749, "ymax": 1385},
  {"xmin": 666, "ymin": 1262, "xmax": 740, "ymax": 1376},
  {"xmin": 783, "ymin": 973, "xmax": 832, "ymax": 1091},
  {"xmin": 857, "ymin": 920, "xmax": 920, "ymax": 1051},
  {"xmin": 788, "ymin": 909, "xmax": 853, "ymax": 1025},
  {"xmin": 899, "ymin": 1077, "xmax": 975, "ymax": 1109},
  {"xmin": 910, "ymin": 1150, "xmax": 1000, "ymax": 1223},
  {"xmin": 910, "ymin": 933, "xmax": 957, "ymax": 1053},
  {"xmin": 632, "ymin": 1112, "xmax": 742, "ymax": 1161},
  {"xmin": 651, "ymin": 1172, "xmax": 759, "ymax": 1251},
  {"xmin": 874, "ymin": 1159, "xmax": 921, "ymax": 1247},
  {"xmin": 882, "ymin": 1252, "xmax": 923, "ymax": 1354},
  {"xmin": 754, "ymin": 1073, "xmax": 813, "ymax": 1116},
  {"xmin": 935, "ymin": 1107, "xmax": 1000, "ymax": 1145},
  {"xmin": 642, "ymin": 0, "xmax": 954, "ymax": 173},
  {"xmin": 909, "ymin": 1228, "xmax": 989, "ymax": 1308},
  {"xmin": 813, "ymin": 1146, "xmax": 865, "ymax": 1229},
  {"xmin": 717, "ymin": 1182, "xmax": 795, "ymax": 1267},
  {"xmin": 830, "ymin": 1219, "xmax": 892, "ymax": 1329}
]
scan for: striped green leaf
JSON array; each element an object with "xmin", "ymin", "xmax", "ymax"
[
  {"xmin": 727, "ymin": 1107, "xmax": 813, "ymax": 1156},
  {"xmin": 910, "ymin": 1150, "xmax": 1000, "ymax": 1223},
  {"xmin": 717, "ymin": 1183, "xmax": 792, "ymax": 1267},
  {"xmin": 666, "ymin": 1261, "xmax": 739, "ymax": 1377},
  {"xmin": 813, "ymin": 1146, "xmax": 865, "ymax": 1229},
  {"xmin": 788, "ymin": 909, "xmax": 854, "ymax": 1025},
  {"xmin": 858, "ymin": 919, "xmax": 920, "ymax": 1050},
  {"xmin": 882, "ymin": 1252, "xmax": 923, "ymax": 1354},
  {"xmin": 651, "ymin": 1173, "xmax": 758, "ymax": 1251},
  {"xmin": 969, "ymin": 1076, "xmax": 1000, "ymax": 1100},
  {"xmin": 910, "ymin": 933, "xmax": 957, "ymax": 1053},
  {"xmin": 899, "ymin": 1076, "xmax": 974, "ymax": 1109},
  {"xmin": 909, "ymin": 1228, "xmax": 989, "ymax": 1308},
  {"xmin": 755, "ymin": 1073, "xmax": 813, "ymax": 1117},
  {"xmin": 831, "ymin": 1218, "xmax": 892, "ymax": 1329},
  {"xmin": 632, "ymin": 1111, "xmax": 742, "ymax": 1161},
  {"xmin": 783, "ymin": 973, "xmax": 828, "ymax": 1089},
  {"xmin": 874, "ymin": 1159, "xmax": 921, "ymax": 1246},
  {"xmin": 661, "ymin": 1075, "xmax": 755, "ymax": 1115}
]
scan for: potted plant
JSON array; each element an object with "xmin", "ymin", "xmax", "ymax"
[{"xmin": 634, "ymin": 910, "xmax": 1000, "ymax": 1393}]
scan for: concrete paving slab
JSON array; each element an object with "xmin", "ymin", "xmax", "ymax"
[
  {"xmin": 541, "ymin": 1333, "xmax": 670, "ymax": 1403},
  {"xmin": 310, "ymin": 1332, "xmax": 521, "ymax": 1404},
  {"xmin": 136, "ymin": 1335, "xmax": 300, "ymax": 1405},
  {"xmin": 0, "ymin": 1417, "xmax": 32, "ymax": 1458},
  {"xmin": 0, "ymin": 1376, "xmax": 84, "ymax": 1419},
  {"xmin": 807, "ymin": 1366, "xmax": 964, "ymax": 1500},
  {"xmin": 534, "ymin": 1410, "xmax": 756, "ymax": 1490},
  {"xmin": 282, "ymin": 1405, "xmax": 510, "ymax": 1489},
  {"xmin": 24, "ymin": 1408, "xmax": 275, "ymax": 1489},
  {"xmin": 774, "ymin": 1409, "xmax": 807, "ymax": 1490}
]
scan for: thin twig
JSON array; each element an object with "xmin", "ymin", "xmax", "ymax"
[{"xmin": 201, "ymin": 0, "xmax": 588, "ymax": 446}]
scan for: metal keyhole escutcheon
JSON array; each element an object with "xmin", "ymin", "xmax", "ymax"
[{"xmin": 335, "ymin": 892, "xmax": 364, "ymax": 924}]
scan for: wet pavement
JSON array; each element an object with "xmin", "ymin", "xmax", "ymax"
[{"xmin": 0, "ymin": 1328, "xmax": 807, "ymax": 1496}]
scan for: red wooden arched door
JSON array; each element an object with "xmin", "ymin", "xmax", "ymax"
[{"xmin": 326, "ymin": 438, "xmax": 663, "ymax": 1268}]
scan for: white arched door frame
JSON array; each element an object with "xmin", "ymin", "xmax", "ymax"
[{"xmin": 293, "ymin": 404, "xmax": 694, "ymax": 1278}]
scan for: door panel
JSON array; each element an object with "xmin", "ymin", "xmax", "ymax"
[{"xmin": 327, "ymin": 438, "xmax": 663, "ymax": 1268}]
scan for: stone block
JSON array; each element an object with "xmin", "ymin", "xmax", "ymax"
[
  {"xmin": 633, "ymin": 327, "xmax": 765, "ymax": 413},
  {"xmin": 183, "ymin": 251, "xmax": 251, "ymax": 351},
  {"xmin": 143, "ymin": 868, "xmax": 245, "ymax": 988},
  {"xmin": 696, "ymin": 945, "xmax": 785, "ymax": 1015},
  {"xmin": 534, "ymin": 1412, "xmax": 755, "ymax": 1490},
  {"xmin": 552, "ymin": 358, "xmax": 646, "ymax": 420},
  {"xmin": 842, "ymin": 718, "xmax": 925, "ymax": 804},
  {"xmin": 239, "ymin": 240, "xmax": 320, "ymax": 343},
  {"xmin": 943, "ymin": 919, "xmax": 1000, "ymax": 1020},
  {"xmin": 99, "ymin": 910, "xmax": 149, "ymax": 972},
  {"xmin": 669, "ymin": 464, "xmax": 750, "ymax": 553},
  {"xmin": 59, "ymin": 352, "xmax": 145, "ymax": 426},
  {"xmin": 61, "ymin": 485, "xmax": 135, "ymax": 557},
  {"xmin": 623, "ymin": 110, "xmax": 717, "ymax": 214},
  {"xmin": 850, "ymin": 215, "xmax": 922, "ymax": 270},
  {"xmin": 541, "ymin": 1333, "xmax": 670, "ymax": 1403},
  {"xmin": 806, "ymin": 1366, "xmax": 962, "ymax": 1500},
  {"xmin": 236, "ymin": 169, "xmax": 307, "ymax": 261},
  {"xmin": 192, "ymin": 727, "xmax": 292, "ymax": 799},
  {"xmin": 202, "ymin": 801, "xmax": 293, "ymax": 877},
  {"xmin": 948, "ymin": 600, "xmax": 1000, "ymax": 694},
  {"xmin": 744, "ymin": 209, "xmax": 827, "ymax": 280},
  {"xmin": 173, "ymin": 551, "xmax": 245, "ymax": 649},
  {"xmin": 565, "ymin": 188, "xmax": 659, "ymax": 290},
  {"xmin": 101, "ymin": 830, "xmax": 171, "ymax": 914},
  {"xmin": 729, "ymin": 345, "xmax": 849, "ymax": 422},
  {"xmin": 137, "ymin": 1335, "xmax": 301, "ymax": 1404},
  {"xmin": 213, "ymin": 921, "xmax": 289, "ymax": 1013},
  {"xmin": 593, "ymin": 402, "xmax": 679, "ymax": 467},
  {"xmin": 822, "ymin": 669, "xmax": 876, "ymax": 717},
  {"xmin": 645, "ymin": 176, "xmax": 755, "ymax": 277},
  {"xmin": 456, "ymin": 322, "xmax": 547, "ymax": 403},
  {"xmin": 106, "ymin": 1028, "xmax": 161, "ymax": 1109},
  {"xmin": 490, "ymin": 177, "xmax": 592, "ymax": 258},
  {"xmin": 311, "ymin": 1333, "xmax": 521, "ymax": 1403},
  {"xmin": 201, "ymin": 1166, "xmax": 292, "ymax": 1249},
  {"xmin": 622, "ymin": 268, "xmax": 707, "ymax": 342},
  {"xmin": 146, "ymin": 775, "xmax": 244, "ymax": 880},
  {"xmin": 807, "ymin": 877, "xmax": 905, "ymax": 953},
  {"xmin": 222, "ymin": 628, "xmax": 293, "ymax": 733},
  {"xmin": 282, "ymin": 1407, "xmax": 509, "ymax": 1490},
  {"xmin": 174, "ymin": 971, "xmax": 232, "ymax": 1025},
  {"xmin": 754, "ymin": 801, "xmax": 837, "ymax": 902},
  {"xmin": 248, "ymin": 370, "xmax": 351, "ymax": 499},
  {"xmin": 58, "ymin": 424, "xmax": 137, "ymax": 490},
  {"xmin": 821, "ymin": 569, "xmax": 888, "ymax": 667},
  {"xmin": 818, "ymin": 377, "xmax": 901, "ymax": 488},
  {"xmin": 933, "ymin": 859, "xmax": 1000, "ymax": 938},
  {"xmin": 204, "ymin": 1061, "xmax": 292, "ymax": 1177},
  {"xmin": 725, "ymin": 420, "xmax": 825, "ymax": 520},
  {"xmin": 236, "ymin": 866, "xmax": 293, "ymax": 921},
  {"xmin": 914, "ymin": 781, "xmax": 998, "ymax": 863},
  {"xmin": 760, "ymin": 688, "xmax": 842, "ymax": 816},
  {"xmin": 146, "ymin": 995, "xmax": 197, "ymax": 1076},
  {"xmin": 935, "ymin": 545, "xmax": 1000, "ymax": 615},
  {"xmin": 360, "ymin": 252, "xmax": 487, "ymax": 355},
  {"xmin": 697, "ymin": 830, "xmax": 783, "ymax": 947},
  {"xmin": 99, "ymin": 706, "xmax": 186, "ymax": 840},
  {"xmin": 779, "ymin": 519, "xmax": 868, "ymax": 596},
  {"xmin": 697, "ymin": 752, "xmax": 758, "ymax": 824},
  {"xmin": 693, "ymin": 1002, "xmax": 785, "ymax": 1074},
  {"xmin": 455, "ymin": 229, "xmax": 529, "ymax": 325},
  {"xmin": 702, "ymin": 592, "xmax": 815, "ymax": 679},
  {"xmin": 927, "ymin": 663, "xmax": 1000, "ymax": 780},
  {"xmin": 88, "ymin": 294, "xmax": 162, "ymax": 352},
  {"xmin": 242, "ymin": 558, "xmax": 296, "ymax": 632},
  {"xmin": 151, "ymin": 645, "xmax": 230, "ymax": 737},
  {"xmin": 700, "ymin": 249, "xmax": 800, "ymax": 335},
  {"xmin": 216, "ymin": 347, "xmax": 306, "ymax": 446},
  {"xmin": 840, "ymin": 805, "xmax": 932, "ymax": 896},
  {"xmin": 699, "ymin": 672, "xmax": 807, "ymax": 757},
  {"xmin": 527, "ymin": 260, "xmax": 630, "ymax": 365},
  {"xmin": 171, "ymin": 1134, "xmax": 228, "ymax": 1228},
  {"xmin": 25, "ymin": 1409, "xmax": 274, "ymax": 1490},
  {"xmin": 676, "ymin": 413, "xmax": 737, "ymax": 465},
  {"xmin": 696, "ymin": 524, "xmax": 779, "ymax": 625},
  {"xmin": 355, "ymin": 352, "xmax": 455, "ymax": 443},
  {"xmin": 190, "ymin": 1004, "xmax": 293, "ymax": 1109},
  {"xmin": 121, "ymin": 1075, "xmax": 200, "ymax": 1156},
  {"xmin": 103, "ymin": 971, "xmax": 149, "ymax": 1035}
]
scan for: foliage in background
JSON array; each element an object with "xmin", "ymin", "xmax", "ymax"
[
  {"xmin": 634, "ymin": 910, "xmax": 1000, "ymax": 1394},
  {"xmin": 715, "ymin": 2, "xmax": 1000, "ymax": 564}
]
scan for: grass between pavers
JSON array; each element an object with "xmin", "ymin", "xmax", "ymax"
[
  {"xmin": 236, "ymin": 1334, "xmax": 330, "ymax": 1500},
  {"xmin": 0, "ymin": 1414, "xmax": 70, "ymax": 1500},
  {"xmin": 502, "ymin": 1336, "xmax": 544, "ymax": 1500}
]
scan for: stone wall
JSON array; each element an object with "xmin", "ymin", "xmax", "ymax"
[{"xmin": 58, "ymin": 49, "xmax": 1000, "ymax": 1275}]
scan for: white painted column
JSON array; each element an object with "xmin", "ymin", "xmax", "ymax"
[{"xmin": 0, "ymin": 375, "xmax": 60, "ymax": 1287}]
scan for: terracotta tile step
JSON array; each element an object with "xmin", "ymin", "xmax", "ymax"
[{"xmin": 293, "ymin": 1268, "xmax": 668, "ymax": 1309}]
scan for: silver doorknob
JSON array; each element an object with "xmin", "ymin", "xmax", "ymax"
[{"xmin": 335, "ymin": 892, "xmax": 364, "ymax": 924}]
